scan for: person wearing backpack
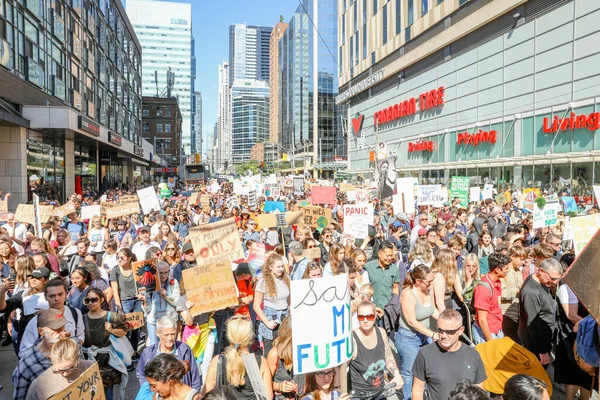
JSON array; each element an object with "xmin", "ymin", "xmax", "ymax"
[
  {"xmin": 61, "ymin": 212, "xmax": 87, "ymax": 242},
  {"xmin": 471, "ymin": 253, "xmax": 511, "ymax": 345}
]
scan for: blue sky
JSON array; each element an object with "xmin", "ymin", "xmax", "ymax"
[{"xmin": 139, "ymin": 0, "xmax": 300, "ymax": 157}]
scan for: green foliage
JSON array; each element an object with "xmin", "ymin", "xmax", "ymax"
[
  {"xmin": 535, "ymin": 196, "xmax": 547, "ymax": 209},
  {"xmin": 566, "ymin": 210, "xmax": 578, "ymax": 217},
  {"xmin": 234, "ymin": 161, "xmax": 261, "ymax": 176}
]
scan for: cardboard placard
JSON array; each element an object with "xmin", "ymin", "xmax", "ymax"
[
  {"xmin": 100, "ymin": 201, "xmax": 117, "ymax": 216},
  {"xmin": 53, "ymin": 201, "xmax": 77, "ymax": 218},
  {"xmin": 124, "ymin": 312, "xmax": 145, "ymax": 331},
  {"xmin": 355, "ymin": 188, "xmax": 369, "ymax": 204},
  {"xmin": 0, "ymin": 200, "xmax": 7, "ymax": 220},
  {"xmin": 300, "ymin": 206, "xmax": 332, "ymax": 229},
  {"xmin": 342, "ymin": 204, "xmax": 374, "ymax": 239},
  {"xmin": 137, "ymin": 186, "xmax": 161, "ymax": 214},
  {"xmin": 184, "ymin": 218, "xmax": 242, "ymax": 316},
  {"xmin": 49, "ymin": 362, "xmax": 105, "ymax": 400},
  {"xmin": 339, "ymin": 183, "xmax": 356, "ymax": 192},
  {"xmin": 570, "ymin": 214, "xmax": 600, "ymax": 255},
  {"xmin": 257, "ymin": 211, "xmax": 303, "ymax": 229},
  {"xmin": 131, "ymin": 259, "xmax": 160, "ymax": 295},
  {"xmin": 119, "ymin": 194, "xmax": 139, "ymax": 205},
  {"xmin": 495, "ymin": 193, "xmax": 508, "ymax": 205},
  {"xmin": 311, "ymin": 186, "xmax": 336, "ymax": 205},
  {"xmin": 302, "ymin": 247, "xmax": 322, "ymax": 260},
  {"xmin": 15, "ymin": 204, "xmax": 35, "ymax": 225},
  {"xmin": 104, "ymin": 203, "xmax": 141, "ymax": 219},
  {"xmin": 189, "ymin": 192, "xmax": 199, "ymax": 206},
  {"xmin": 199, "ymin": 194, "xmax": 211, "ymax": 208},
  {"xmin": 38, "ymin": 205, "xmax": 55, "ymax": 224},
  {"xmin": 81, "ymin": 205, "xmax": 101, "ymax": 221},
  {"xmin": 293, "ymin": 177, "xmax": 305, "ymax": 196}
]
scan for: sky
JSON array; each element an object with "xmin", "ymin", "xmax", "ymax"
[{"xmin": 135, "ymin": 0, "xmax": 301, "ymax": 158}]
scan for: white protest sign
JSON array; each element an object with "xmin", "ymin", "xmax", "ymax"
[
  {"xmin": 594, "ymin": 185, "xmax": 600, "ymax": 204},
  {"xmin": 342, "ymin": 204, "xmax": 373, "ymax": 239},
  {"xmin": 355, "ymin": 188, "xmax": 369, "ymax": 204},
  {"xmin": 291, "ymin": 274, "xmax": 352, "ymax": 374},
  {"xmin": 563, "ymin": 216, "xmax": 573, "ymax": 241},
  {"xmin": 346, "ymin": 190, "xmax": 356, "ymax": 202},
  {"xmin": 469, "ymin": 187, "xmax": 481, "ymax": 203},
  {"xmin": 393, "ymin": 177, "xmax": 417, "ymax": 214},
  {"xmin": 416, "ymin": 185, "xmax": 447, "ymax": 206},
  {"xmin": 482, "ymin": 184, "xmax": 494, "ymax": 200},
  {"xmin": 533, "ymin": 201, "xmax": 560, "ymax": 229},
  {"xmin": 81, "ymin": 205, "xmax": 101, "ymax": 220},
  {"xmin": 137, "ymin": 186, "xmax": 161, "ymax": 214}
]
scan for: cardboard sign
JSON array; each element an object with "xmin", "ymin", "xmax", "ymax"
[
  {"xmin": 291, "ymin": 274, "xmax": 352, "ymax": 374},
  {"xmin": 199, "ymin": 194, "xmax": 211, "ymax": 208},
  {"xmin": 302, "ymin": 247, "xmax": 322, "ymax": 260},
  {"xmin": 495, "ymin": 194, "xmax": 508, "ymax": 205},
  {"xmin": 105, "ymin": 203, "xmax": 141, "ymax": 219},
  {"xmin": 100, "ymin": 201, "xmax": 117, "ymax": 216},
  {"xmin": 570, "ymin": 214, "xmax": 600, "ymax": 255},
  {"xmin": 0, "ymin": 200, "xmax": 7, "ymax": 220},
  {"xmin": 257, "ymin": 211, "xmax": 303, "ymax": 229},
  {"xmin": 189, "ymin": 192, "xmax": 199, "ymax": 206},
  {"xmin": 131, "ymin": 259, "xmax": 160, "ymax": 295},
  {"xmin": 469, "ymin": 187, "xmax": 481, "ymax": 202},
  {"xmin": 137, "ymin": 186, "xmax": 161, "ymax": 214},
  {"xmin": 81, "ymin": 205, "xmax": 101, "ymax": 221},
  {"xmin": 293, "ymin": 177, "xmax": 305, "ymax": 196},
  {"xmin": 124, "ymin": 312, "xmax": 144, "ymax": 331},
  {"xmin": 119, "ymin": 194, "xmax": 139, "ymax": 205},
  {"xmin": 53, "ymin": 201, "xmax": 77, "ymax": 218},
  {"xmin": 38, "ymin": 205, "xmax": 55, "ymax": 224},
  {"xmin": 49, "ymin": 362, "xmax": 105, "ymax": 400},
  {"xmin": 311, "ymin": 186, "xmax": 336, "ymax": 205},
  {"xmin": 342, "ymin": 204, "xmax": 373, "ymax": 239},
  {"xmin": 339, "ymin": 183, "xmax": 356, "ymax": 192},
  {"xmin": 416, "ymin": 185, "xmax": 447, "ymax": 206},
  {"xmin": 450, "ymin": 177, "xmax": 470, "ymax": 207},
  {"xmin": 532, "ymin": 201, "xmax": 560, "ymax": 229},
  {"xmin": 15, "ymin": 204, "xmax": 35, "ymax": 225},
  {"xmin": 300, "ymin": 206, "xmax": 332, "ymax": 229},
  {"xmin": 184, "ymin": 218, "xmax": 242, "ymax": 316}
]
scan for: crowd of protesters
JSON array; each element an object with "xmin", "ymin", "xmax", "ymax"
[{"xmin": 0, "ymin": 177, "xmax": 596, "ymax": 400}]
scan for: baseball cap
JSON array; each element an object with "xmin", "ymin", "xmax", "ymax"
[
  {"xmin": 30, "ymin": 267, "xmax": 51, "ymax": 280},
  {"xmin": 139, "ymin": 225, "xmax": 151, "ymax": 233},
  {"xmin": 37, "ymin": 308, "xmax": 68, "ymax": 330},
  {"xmin": 396, "ymin": 212, "xmax": 408, "ymax": 221},
  {"xmin": 418, "ymin": 228, "xmax": 428, "ymax": 236},
  {"xmin": 241, "ymin": 208, "xmax": 250, "ymax": 215},
  {"xmin": 149, "ymin": 216, "xmax": 157, "ymax": 222},
  {"xmin": 116, "ymin": 220, "xmax": 126, "ymax": 226},
  {"xmin": 443, "ymin": 201, "xmax": 450, "ymax": 206},
  {"xmin": 182, "ymin": 242, "xmax": 194, "ymax": 254},
  {"xmin": 392, "ymin": 221, "xmax": 402, "ymax": 228}
]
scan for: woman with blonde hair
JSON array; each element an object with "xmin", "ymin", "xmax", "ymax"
[
  {"xmin": 349, "ymin": 248, "xmax": 369, "ymax": 287},
  {"xmin": 323, "ymin": 243, "xmax": 347, "ymax": 276},
  {"xmin": 430, "ymin": 248, "xmax": 463, "ymax": 312},
  {"xmin": 267, "ymin": 316, "xmax": 302, "ymax": 399},
  {"xmin": 253, "ymin": 253, "xmax": 290, "ymax": 356},
  {"xmin": 408, "ymin": 237, "xmax": 433, "ymax": 270},
  {"xmin": 203, "ymin": 315, "xmax": 273, "ymax": 400},
  {"xmin": 461, "ymin": 253, "xmax": 481, "ymax": 306},
  {"xmin": 301, "ymin": 368, "xmax": 350, "ymax": 400}
]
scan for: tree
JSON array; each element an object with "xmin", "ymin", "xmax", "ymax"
[
  {"xmin": 234, "ymin": 160, "xmax": 261, "ymax": 176},
  {"xmin": 280, "ymin": 15, "xmax": 285, "ymax": 22}
]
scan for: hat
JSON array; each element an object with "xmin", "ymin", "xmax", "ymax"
[
  {"xmin": 418, "ymin": 228, "xmax": 428, "ymax": 236},
  {"xmin": 31, "ymin": 267, "xmax": 51, "ymax": 280},
  {"xmin": 392, "ymin": 221, "xmax": 402, "ymax": 228},
  {"xmin": 241, "ymin": 208, "xmax": 250, "ymax": 215},
  {"xmin": 235, "ymin": 262, "xmax": 252, "ymax": 276},
  {"xmin": 116, "ymin": 220, "xmax": 126, "ymax": 226},
  {"xmin": 396, "ymin": 212, "xmax": 408, "ymax": 221},
  {"xmin": 37, "ymin": 308, "xmax": 68, "ymax": 330},
  {"xmin": 288, "ymin": 241, "xmax": 303, "ymax": 256},
  {"xmin": 139, "ymin": 225, "xmax": 151, "ymax": 233},
  {"xmin": 443, "ymin": 201, "xmax": 450, "ymax": 206},
  {"xmin": 368, "ymin": 225, "xmax": 376, "ymax": 237},
  {"xmin": 182, "ymin": 242, "xmax": 194, "ymax": 254}
]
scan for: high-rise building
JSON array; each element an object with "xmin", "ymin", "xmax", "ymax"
[
  {"xmin": 231, "ymin": 79, "xmax": 270, "ymax": 165},
  {"xmin": 269, "ymin": 22, "xmax": 288, "ymax": 143},
  {"xmin": 217, "ymin": 61, "xmax": 232, "ymax": 172},
  {"xmin": 126, "ymin": 0, "xmax": 195, "ymax": 156},
  {"xmin": 279, "ymin": 0, "xmax": 345, "ymax": 177},
  {"xmin": 142, "ymin": 97, "xmax": 182, "ymax": 169},
  {"xmin": 194, "ymin": 92, "xmax": 202, "ymax": 157},
  {"xmin": 229, "ymin": 24, "xmax": 273, "ymax": 84},
  {"xmin": 211, "ymin": 122, "xmax": 219, "ymax": 173}
]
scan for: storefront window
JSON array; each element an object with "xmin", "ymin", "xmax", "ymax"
[
  {"xmin": 27, "ymin": 132, "xmax": 65, "ymax": 203},
  {"xmin": 522, "ymin": 117, "xmax": 534, "ymax": 156},
  {"xmin": 74, "ymin": 144, "xmax": 97, "ymax": 191},
  {"xmin": 522, "ymin": 165, "xmax": 534, "ymax": 187},
  {"xmin": 535, "ymin": 113, "xmax": 553, "ymax": 155},
  {"xmin": 503, "ymin": 121, "xmax": 515, "ymax": 158},
  {"xmin": 534, "ymin": 164, "xmax": 551, "ymax": 191},
  {"xmin": 572, "ymin": 162, "xmax": 593, "ymax": 197}
]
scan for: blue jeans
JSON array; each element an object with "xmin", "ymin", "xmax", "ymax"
[
  {"xmin": 471, "ymin": 322, "xmax": 504, "ymax": 345},
  {"xmin": 105, "ymin": 385, "xmax": 113, "ymax": 400},
  {"xmin": 121, "ymin": 299, "xmax": 143, "ymax": 352},
  {"xmin": 395, "ymin": 328, "xmax": 432, "ymax": 400}
]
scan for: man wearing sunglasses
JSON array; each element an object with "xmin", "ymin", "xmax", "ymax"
[
  {"xmin": 412, "ymin": 310, "xmax": 486, "ymax": 400},
  {"xmin": 518, "ymin": 258, "xmax": 563, "ymax": 368},
  {"xmin": 410, "ymin": 213, "xmax": 431, "ymax": 251}
]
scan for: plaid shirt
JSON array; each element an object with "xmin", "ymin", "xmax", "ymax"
[{"xmin": 12, "ymin": 341, "xmax": 51, "ymax": 400}]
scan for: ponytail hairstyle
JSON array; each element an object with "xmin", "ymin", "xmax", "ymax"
[
  {"xmin": 144, "ymin": 353, "xmax": 190, "ymax": 383},
  {"xmin": 223, "ymin": 315, "xmax": 254, "ymax": 387},
  {"xmin": 402, "ymin": 264, "xmax": 431, "ymax": 288}
]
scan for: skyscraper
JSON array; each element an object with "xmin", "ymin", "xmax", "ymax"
[
  {"xmin": 229, "ymin": 24, "xmax": 273, "ymax": 84},
  {"xmin": 269, "ymin": 22, "xmax": 288, "ymax": 143},
  {"xmin": 217, "ymin": 61, "xmax": 232, "ymax": 172},
  {"xmin": 194, "ymin": 92, "xmax": 202, "ymax": 157},
  {"xmin": 126, "ymin": 0, "xmax": 195, "ymax": 157}
]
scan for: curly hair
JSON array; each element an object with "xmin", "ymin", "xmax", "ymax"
[
  {"xmin": 409, "ymin": 237, "xmax": 433, "ymax": 264},
  {"xmin": 261, "ymin": 252, "xmax": 289, "ymax": 298}
]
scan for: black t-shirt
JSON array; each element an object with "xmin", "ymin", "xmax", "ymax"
[{"xmin": 412, "ymin": 342, "xmax": 487, "ymax": 400}]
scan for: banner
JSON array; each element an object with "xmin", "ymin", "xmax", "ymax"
[
  {"xmin": 300, "ymin": 206, "xmax": 332, "ymax": 229},
  {"xmin": 119, "ymin": 194, "xmax": 139, "ymax": 205},
  {"xmin": 15, "ymin": 204, "xmax": 35, "ymax": 225},
  {"xmin": 49, "ymin": 362, "xmax": 105, "ymax": 400},
  {"xmin": 469, "ymin": 187, "xmax": 481, "ymax": 203},
  {"xmin": 311, "ymin": 186, "xmax": 336, "ymax": 205},
  {"xmin": 264, "ymin": 201, "xmax": 286, "ymax": 213},
  {"xmin": 570, "ymin": 214, "xmax": 600, "ymax": 255},
  {"xmin": 293, "ymin": 177, "xmax": 305, "ymax": 196},
  {"xmin": 416, "ymin": 185, "xmax": 447, "ymax": 206},
  {"xmin": 124, "ymin": 312, "xmax": 145, "ymax": 331},
  {"xmin": 105, "ymin": 203, "xmax": 141, "ymax": 219},
  {"xmin": 81, "ymin": 205, "xmax": 101, "ymax": 221},
  {"xmin": 291, "ymin": 274, "xmax": 352, "ymax": 374},
  {"xmin": 450, "ymin": 177, "xmax": 470, "ymax": 207},
  {"xmin": 53, "ymin": 201, "xmax": 77, "ymax": 218},
  {"xmin": 137, "ymin": 186, "xmax": 161, "ymax": 214},
  {"xmin": 342, "ymin": 204, "xmax": 373, "ymax": 239},
  {"xmin": 532, "ymin": 201, "xmax": 560, "ymax": 229},
  {"xmin": 131, "ymin": 259, "xmax": 160, "ymax": 295},
  {"xmin": 184, "ymin": 218, "xmax": 242, "ymax": 316},
  {"xmin": 257, "ymin": 211, "xmax": 303, "ymax": 229}
]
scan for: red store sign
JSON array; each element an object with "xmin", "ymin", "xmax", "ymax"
[
  {"xmin": 374, "ymin": 86, "xmax": 445, "ymax": 126},
  {"xmin": 543, "ymin": 112, "xmax": 600, "ymax": 133},
  {"xmin": 408, "ymin": 140, "xmax": 434, "ymax": 152},
  {"xmin": 457, "ymin": 130, "xmax": 497, "ymax": 146}
]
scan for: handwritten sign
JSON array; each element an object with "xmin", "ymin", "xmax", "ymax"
[
  {"xmin": 105, "ymin": 203, "xmax": 141, "ymax": 219},
  {"xmin": 533, "ymin": 201, "xmax": 560, "ymax": 229},
  {"xmin": 15, "ymin": 204, "xmax": 35, "ymax": 225},
  {"xmin": 311, "ymin": 186, "xmax": 336, "ymax": 205},
  {"xmin": 343, "ymin": 204, "xmax": 373, "ymax": 239},
  {"xmin": 226, "ymin": 196, "xmax": 238, "ymax": 210},
  {"xmin": 570, "ymin": 214, "xmax": 600, "ymax": 255},
  {"xmin": 300, "ymin": 206, "xmax": 332, "ymax": 229},
  {"xmin": 124, "ymin": 312, "xmax": 144, "ymax": 331},
  {"xmin": 184, "ymin": 218, "xmax": 242, "ymax": 316},
  {"xmin": 81, "ymin": 205, "xmax": 101, "ymax": 221},
  {"xmin": 495, "ymin": 194, "xmax": 508, "ymax": 205},
  {"xmin": 53, "ymin": 201, "xmax": 77, "ymax": 218},
  {"xmin": 131, "ymin": 259, "xmax": 160, "ymax": 295},
  {"xmin": 293, "ymin": 177, "xmax": 305, "ymax": 196},
  {"xmin": 291, "ymin": 274, "xmax": 352, "ymax": 374},
  {"xmin": 450, "ymin": 177, "xmax": 470, "ymax": 207},
  {"xmin": 189, "ymin": 192, "xmax": 199, "ymax": 206},
  {"xmin": 355, "ymin": 188, "xmax": 369, "ymax": 204},
  {"xmin": 137, "ymin": 186, "xmax": 161, "ymax": 214},
  {"xmin": 302, "ymin": 247, "xmax": 322, "ymax": 260},
  {"xmin": 199, "ymin": 194, "xmax": 211, "ymax": 208},
  {"xmin": 469, "ymin": 187, "xmax": 481, "ymax": 203},
  {"xmin": 119, "ymin": 194, "xmax": 139, "ymax": 205},
  {"xmin": 49, "ymin": 362, "xmax": 105, "ymax": 400},
  {"xmin": 0, "ymin": 200, "xmax": 7, "ymax": 220},
  {"xmin": 416, "ymin": 185, "xmax": 447, "ymax": 206},
  {"xmin": 257, "ymin": 211, "xmax": 303, "ymax": 229}
]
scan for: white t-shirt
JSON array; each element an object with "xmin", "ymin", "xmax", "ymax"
[
  {"xmin": 88, "ymin": 227, "xmax": 107, "ymax": 253},
  {"xmin": 557, "ymin": 284, "xmax": 578, "ymax": 305},
  {"xmin": 131, "ymin": 240, "xmax": 161, "ymax": 261},
  {"xmin": 102, "ymin": 252, "xmax": 118, "ymax": 272},
  {"xmin": 5, "ymin": 223, "xmax": 27, "ymax": 255}
]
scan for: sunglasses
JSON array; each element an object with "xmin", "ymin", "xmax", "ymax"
[
  {"xmin": 83, "ymin": 297, "xmax": 100, "ymax": 304},
  {"xmin": 166, "ymin": 247, "xmax": 176, "ymax": 251},
  {"xmin": 437, "ymin": 327, "xmax": 461, "ymax": 335},
  {"xmin": 53, "ymin": 360, "xmax": 79, "ymax": 374},
  {"xmin": 315, "ymin": 370, "xmax": 335, "ymax": 378},
  {"xmin": 118, "ymin": 256, "xmax": 128, "ymax": 261},
  {"xmin": 357, "ymin": 314, "xmax": 375, "ymax": 322}
]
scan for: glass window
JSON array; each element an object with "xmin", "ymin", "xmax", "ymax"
[
  {"xmin": 165, "ymin": 107, "xmax": 171, "ymax": 117},
  {"xmin": 373, "ymin": 0, "xmax": 377, "ymax": 15},
  {"xmin": 353, "ymin": 2, "xmax": 357, "ymax": 32},
  {"xmin": 422, "ymin": 0, "xmax": 428, "ymax": 16},
  {"xmin": 165, "ymin": 123, "xmax": 171, "ymax": 133},
  {"xmin": 363, "ymin": 0, "xmax": 367, "ymax": 24},
  {"xmin": 408, "ymin": 0, "xmax": 414, "ymax": 25},
  {"xmin": 342, "ymin": 15, "xmax": 345, "ymax": 44},
  {"xmin": 142, "ymin": 108, "xmax": 149, "ymax": 116},
  {"xmin": 371, "ymin": 51, "xmax": 375, "ymax": 65},
  {"xmin": 142, "ymin": 122, "xmax": 149, "ymax": 132},
  {"xmin": 534, "ymin": 112, "xmax": 553, "ymax": 155},
  {"xmin": 355, "ymin": 34, "xmax": 359, "ymax": 65},
  {"xmin": 350, "ymin": 34, "xmax": 353, "ymax": 67},
  {"xmin": 522, "ymin": 116, "xmax": 534, "ymax": 156},
  {"xmin": 395, "ymin": 0, "xmax": 401, "ymax": 35},
  {"xmin": 572, "ymin": 162, "xmax": 593, "ymax": 197},
  {"xmin": 156, "ymin": 123, "xmax": 163, "ymax": 132},
  {"xmin": 363, "ymin": 24, "xmax": 367, "ymax": 59},
  {"xmin": 572, "ymin": 105, "xmax": 595, "ymax": 152},
  {"xmin": 382, "ymin": 4, "xmax": 387, "ymax": 45},
  {"xmin": 405, "ymin": 27, "xmax": 411, "ymax": 42}
]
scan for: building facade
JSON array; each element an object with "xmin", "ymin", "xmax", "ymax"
[
  {"xmin": 126, "ymin": 0, "xmax": 195, "ymax": 156},
  {"xmin": 342, "ymin": 0, "xmax": 600, "ymax": 198},
  {"xmin": 217, "ymin": 61, "xmax": 231, "ymax": 172},
  {"xmin": 269, "ymin": 22, "xmax": 288, "ymax": 142},
  {"xmin": 142, "ymin": 96, "xmax": 182, "ymax": 171},
  {"xmin": 229, "ymin": 23, "xmax": 272, "ymax": 84},
  {"xmin": 250, "ymin": 142, "xmax": 280, "ymax": 164},
  {"xmin": 0, "ymin": 0, "xmax": 161, "ymax": 207},
  {"xmin": 194, "ymin": 91, "xmax": 202, "ymax": 156},
  {"xmin": 231, "ymin": 79, "xmax": 270, "ymax": 165}
]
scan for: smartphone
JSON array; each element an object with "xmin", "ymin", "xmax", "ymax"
[{"xmin": 8, "ymin": 273, "xmax": 16, "ymax": 282}]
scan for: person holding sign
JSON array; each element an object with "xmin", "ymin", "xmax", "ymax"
[
  {"xmin": 26, "ymin": 338, "xmax": 96, "ymax": 400},
  {"xmin": 144, "ymin": 353, "xmax": 201, "ymax": 400}
]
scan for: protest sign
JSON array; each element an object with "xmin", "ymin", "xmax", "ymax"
[
  {"xmin": 450, "ymin": 177, "xmax": 470, "ymax": 207},
  {"xmin": 0, "ymin": 200, "xmax": 7, "ymax": 220},
  {"xmin": 523, "ymin": 188, "xmax": 541, "ymax": 202},
  {"xmin": 131, "ymin": 259, "xmax": 160, "ymax": 295},
  {"xmin": 482, "ymin": 184, "xmax": 494, "ymax": 200},
  {"xmin": 393, "ymin": 178, "xmax": 417, "ymax": 214},
  {"xmin": 416, "ymin": 185, "xmax": 447, "ymax": 206},
  {"xmin": 184, "ymin": 218, "xmax": 242, "ymax": 316},
  {"xmin": 495, "ymin": 194, "xmax": 508, "ymax": 205},
  {"xmin": 311, "ymin": 186, "xmax": 336, "ymax": 205},
  {"xmin": 342, "ymin": 204, "xmax": 373, "ymax": 239},
  {"xmin": 355, "ymin": 188, "xmax": 369, "ymax": 204},
  {"xmin": 247, "ymin": 191, "xmax": 257, "ymax": 209},
  {"xmin": 247, "ymin": 243, "xmax": 267, "ymax": 275},
  {"xmin": 53, "ymin": 201, "xmax": 77, "ymax": 218},
  {"xmin": 81, "ymin": 205, "xmax": 101, "ymax": 221},
  {"xmin": 469, "ymin": 187, "xmax": 481, "ymax": 203},
  {"xmin": 226, "ymin": 196, "xmax": 238, "ymax": 210},
  {"xmin": 49, "ymin": 362, "xmax": 105, "ymax": 400},
  {"xmin": 533, "ymin": 201, "xmax": 560, "ymax": 229},
  {"xmin": 562, "ymin": 196, "xmax": 577, "ymax": 213},
  {"xmin": 137, "ymin": 186, "xmax": 161, "ymax": 214},
  {"xmin": 15, "ymin": 204, "xmax": 35, "ymax": 225},
  {"xmin": 264, "ymin": 201, "xmax": 286, "ymax": 213},
  {"xmin": 570, "ymin": 214, "xmax": 600, "ymax": 255},
  {"xmin": 199, "ymin": 194, "xmax": 211, "ymax": 208},
  {"xmin": 300, "ymin": 206, "xmax": 332, "ymax": 229},
  {"xmin": 291, "ymin": 274, "xmax": 352, "ymax": 374},
  {"xmin": 100, "ymin": 201, "xmax": 116, "ymax": 216},
  {"xmin": 271, "ymin": 183, "xmax": 281, "ymax": 199},
  {"xmin": 105, "ymin": 203, "xmax": 141, "ymax": 219},
  {"xmin": 257, "ymin": 211, "xmax": 303, "ymax": 229},
  {"xmin": 124, "ymin": 312, "xmax": 145, "ymax": 331},
  {"xmin": 293, "ymin": 177, "xmax": 305, "ymax": 196},
  {"xmin": 189, "ymin": 192, "xmax": 199, "ymax": 206},
  {"xmin": 302, "ymin": 247, "xmax": 322, "ymax": 260},
  {"xmin": 38, "ymin": 205, "xmax": 54, "ymax": 224},
  {"xmin": 563, "ymin": 216, "xmax": 573, "ymax": 241},
  {"xmin": 119, "ymin": 194, "xmax": 139, "ymax": 205}
]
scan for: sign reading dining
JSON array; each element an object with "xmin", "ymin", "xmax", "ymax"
[
  {"xmin": 291, "ymin": 274, "xmax": 352, "ymax": 374},
  {"xmin": 183, "ymin": 218, "xmax": 242, "ymax": 316}
]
